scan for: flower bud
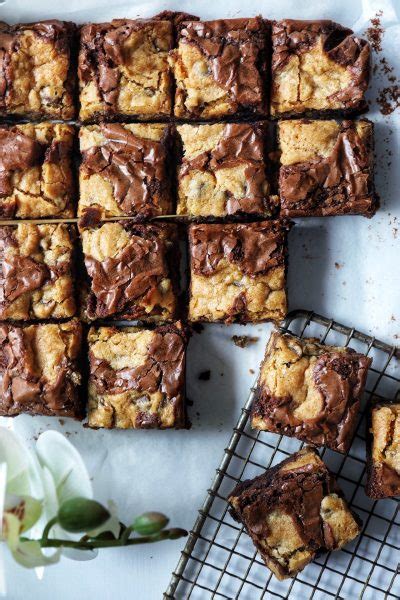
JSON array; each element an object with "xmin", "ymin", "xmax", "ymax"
[
  {"xmin": 167, "ymin": 528, "xmax": 187, "ymax": 540},
  {"xmin": 58, "ymin": 498, "xmax": 110, "ymax": 533},
  {"xmin": 132, "ymin": 512, "xmax": 168, "ymax": 536}
]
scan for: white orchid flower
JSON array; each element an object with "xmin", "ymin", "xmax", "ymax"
[{"xmin": 0, "ymin": 427, "xmax": 94, "ymax": 570}]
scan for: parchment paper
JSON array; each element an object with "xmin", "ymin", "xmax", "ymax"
[{"xmin": 0, "ymin": 0, "xmax": 399, "ymax": 598}]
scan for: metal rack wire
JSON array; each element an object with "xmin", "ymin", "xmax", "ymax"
[{"xmin": 164, "ymin": 309, "xmax": 400, "ymax": 600}]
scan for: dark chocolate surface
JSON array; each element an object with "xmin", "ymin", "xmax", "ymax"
[
  {"xmin": 189, "ymin": 221, "xmax": 289, "ymax": 277},
  {"xmin": 279, "ymin": 120, "xmax": 377, "ymax": 217},
  {"xmin": 81, "ymin": 123, "xmax": 171, "ymax": 218}
]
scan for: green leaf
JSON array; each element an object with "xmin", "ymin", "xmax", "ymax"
[
  {"xmin": 58, "ymin": 497, "xmax": 110, "ymax": 533},
  {"xmin": 132, "ymin": 512, "xmax": 169, "ymax": 536}
]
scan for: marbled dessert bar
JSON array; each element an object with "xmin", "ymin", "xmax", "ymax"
[
  {"xmin": 0, "ymin": 20, "xmax": 76, "ymax": 119},
  {"xmin": 271, "ymin": 20, "xmax": 370, "ymax": 117},
  {"xmin": 278, "ymin": 119, "xmax": 377, "ymax": 217},
  {"xmin": 229, "ymin": 447, "xmax": 361, "ymax": 579},
  {"xmin": 0, "ymin": 123, "xmax": 75, "ymax": 219},
  {"xmin": 79, "ymin": 123, "xmax": 172, "ymax": 224},
  {"xmin": 366, "ymin": 402, "xmax": 400, "ymax": 498},
  {"xmin": 170, "ymin": 18, "xmax": 268, "ymax": 119},
  {"xmin": 87, "ymin": 323, "xmax": 186, "ymax": 429},
  {"xmin": 0, "ymin": 320, "xmax": 83, "ymax": 418},
  {"xmin": 0, "ymin": 223, "xmax": 76, "ymax": 320},
  {"xmin": 251, "ymin": 331, "xmax": 371, "ymax": 452},
  {"xmin": 78, "ymin": 19, "xmax": 173, "ymax": 121},
  {"xmin": 188, "ymin": 221, "xmax": 290, "ymax": 323},
  {"xmin": 176, "ymin": 123, "xmax": 276, "ymax": 218},
  {"xmin": 81, "ymin": 222, "xmax": 179, "ymax": 322}
]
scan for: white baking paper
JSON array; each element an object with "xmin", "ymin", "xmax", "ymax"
[{"xmin": 0, "ymin": 0, "xmax": 399, "ymax": 598}]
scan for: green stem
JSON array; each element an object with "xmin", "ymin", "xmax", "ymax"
[
  {"xmin": 41, "ymin": 517, "xmax": 58, "ymax": 543},
  {"xmin": 119, "ymin": 525, "xmax": 133, "ymax": 544},
  {"xmin": 20, "ymin": 528, "xmax": 187, "ymax": 550}
]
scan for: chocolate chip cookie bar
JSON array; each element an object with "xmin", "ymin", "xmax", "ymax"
[
  {"xmin": 0, "ymin": 223, "xmax": 76, "ymax": 320},
  {"xmin": 229, "ymin": 447, "xmax": 361, "ymax": 579},
  {"xmin": 188, "ymin": 221, "xmax": 290, "ymax": 323},
  {"xmin": 0, "ymin": 320, "xmax": 83, "ymax": 418},
  {"xmin": 79, "ymin": 123, "xmax": 173, "ymax": 224},
  {"xmin": 0, "ymin": 123, "xmax": 75, "ymax": 219},
  {"xmin": 170, "ymin": 18, "xmax": 268, "ymax": 119},
  {"xmin": 271, "ymin": 20, "xmax": 370, "ymax": 117},
  {"xmin": 0, "ymin": 20, "xmax": 76, "ymax": 119},
  {"xmin": 81, "ymin": 222, "xmax": 179, "ymax": 322},
  {"xmin": 278, "ymin": 119, "xmax": 377, "ymax": 217},
  {"xmin": 251, "ymin": 331, "xmax": 371, "ymax": 453},
  {"xmin": 78, "ymin": 19, "xmax": 173, "ymax": 122},
  {"xmin": 366, "ymin": 402, "xmax": 400, "ymax": 498},
  {"xmin": 87, "ymin": 323, "xmax": 186, "ymax": 429},
  {"xmin": 176, "ymin": 122, "xmax": 276, "ymax": 218}
]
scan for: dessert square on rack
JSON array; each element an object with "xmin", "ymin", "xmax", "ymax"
[
  {"xmin": 366, "ymin": 402, "xmax": 400, "ymax": 498},
  {"xmin": 251, "ymin": 331, "xmax": 371, "ymax": 452},
  {"xmin": 229, "ymin": 447, "xmax": 361, "ymax": 579}
]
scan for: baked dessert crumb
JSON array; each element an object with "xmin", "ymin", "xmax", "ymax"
[
  {"xmin": 87, "ymin": 322, "xmax": 186, "ymax": 429},
  {"xmin": 229, "ymin": 447, "xmax": 361, "ymax": 579},
  {"xmin": 0, "ymin": 123, "xmax": 75, "ymax": 219},
  {"xmin": 251, "ymin": 331, "xmax": 371, "ymax": 453},
  {"xmin": 0, "ymin": 223, "xmax": 76, "ymax": 320},
  {"xmin": 366, "ymin": 402, "xmax": 400, "ymax": 498},
  {"xmin": 0, "ymin": 319, "xmax": 83, "ymax": 418},
  {"xmin": 0, "ymin": 20, "xmax": 76, "ymax": 119}
]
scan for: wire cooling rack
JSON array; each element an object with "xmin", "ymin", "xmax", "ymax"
[{"xmin": 164, "ymin": 309, "xmax": 400, "ymax": 600}]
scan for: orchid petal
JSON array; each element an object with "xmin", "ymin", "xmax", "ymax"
[
  {"xmin": 36, "ymin": 432, "xmax": 92, "ymax": 505},
  {"xmin": 4, "ymin": 495, "xmax": 42, "ymax": 533},
  {"xmin": 0, "ymin": 464, "xmax": 7, "ymax": 538},
  {"xmin": 4, "ymin": 514, "xmax": 60, "ymax": 568},
  {"xmin": 61, "ymin": 547, "xmax": 98, "ymax": 561},
  {"xmin": 0, "ymin": 428, "xmax": 44, "ymax": 503}
]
